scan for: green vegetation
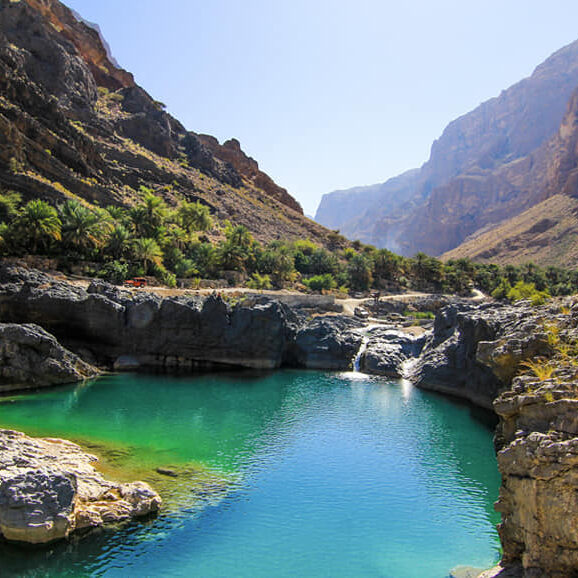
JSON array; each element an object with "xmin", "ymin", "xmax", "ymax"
[
  {"xmin": 0, "ymin": 188, "xmax": 577, "ymax": 297},
  {"xmin": 404, "ymin": 311, "xmax": 435, "ymax": 320}
]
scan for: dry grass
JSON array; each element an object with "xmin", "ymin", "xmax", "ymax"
[{"xmin": 442, "ymin": 194, "xmax": 578, "ymax": 267}]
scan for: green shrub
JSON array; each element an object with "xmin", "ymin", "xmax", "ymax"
[
  {"xmin": 97, "ymin": 261, "xmax": 129, "ymax": 284},
  {"xmin": 507, "ymin": 281, "xmax": 550, "ymax": 306},
  {"xmin": 303, "ymin": 273, "xmax": 336, "ymax": 292},
  {"xmin": 247, "ymin": 272, "xmax": 272, "ymax": 290}
]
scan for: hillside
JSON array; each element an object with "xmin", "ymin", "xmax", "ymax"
[
  {"xmin": 0, "ymin": 0, "xmax": 333, "ymax": 247},
  {"xmin": 315, "ymin": 38, "xmax": 578, "ymax": 261}
]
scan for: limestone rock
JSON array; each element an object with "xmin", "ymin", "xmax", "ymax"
[
  {"xmin": 360, "ymin": 328, "xmax": 426, "ymax": 377},
  {"xmin": 409, "ymin": 301, "xmax": 552, "ymax": 409},
  {"xmin": 0, "ymin": 266, "xmax": 299, "ymax": 371},
  {"xmin": 0, "ymin": 429, "xmax": 161, "ymax": 544},
  {"xmin": 293, "ymin": 316, "xmax": 364, "ymax": 370},
  {"xmin": 0, "ymin": 322, "xmax": 98, "ymax": 392}
]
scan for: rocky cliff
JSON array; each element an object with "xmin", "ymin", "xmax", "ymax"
[
  {"xmin": 0, "ymin": 265, "xmax": 364, "ymax": 376},
  {"xmin": 315, "ymin": 39, "xmax": 578, "ymax": 263},
  {"xmin": 412, "ymin": 299, "xmax": 578, "ymax": 577},
  {"xmin": 0, "ymin": 0, "xmax": 333, "ymax": 247},
  {"xmin": 443, "ymin": 87, "xmax": 578, "ymax": 267}
]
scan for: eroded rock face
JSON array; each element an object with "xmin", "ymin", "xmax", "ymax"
[
  {"xmin": 0, "ymin": 322, "xmax": 98, "ymax": 392},
  {"xmin": 0, "ymin": 429, "xmax": 161, "ymax": 544},
  {"xmin": 292, "ymin": 316, "xmax": 364, "ymax": 370},
  {"xmin": 0, "ymin": 266, "xmax": 367, "ymax": 373},
  {"xmin": 360, "ymin": 328, "xmax": 426, "ymax": 377},
  {"xmin": 316, "ymin": 39, "xmax": 578, "ymax": 265},
  {"xmin": 410, "ymin": 298, "xmax": 578, "ymax": 577},
  {"xmin": 492, "ymin": 376, "xmax": 578, "ymax": 577},
  {"xmin": 409, "ymin": 301, "xmax": 550, "ymax": 409}
]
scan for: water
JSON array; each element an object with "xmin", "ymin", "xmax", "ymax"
[{"xmin": 0, "ymin": 370, "xmax": 501, "ymax": 577}]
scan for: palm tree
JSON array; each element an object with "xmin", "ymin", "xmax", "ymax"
[
  {"xmin": 130, "ymin": 190, "xmax": 167, "ymax": 238},
  {"xmin": 227, "ymin": 224, "xmax": 253, "ymax": 249},
  {"xmin": 105, "ymin": 205, "xmax": 131, "ymax": 227},
  {"xmin": 14, "ymin": 199, "xmax": 61, "ymax": 253},
  {"xmin": 0, "ymin": 190, "xmax": 21, "ymax": 222},
  {"xmin": 131, "ymin": 237, "xmax": 163, "ymax": 273},
  {"xmin": 178, "ymin": 200, "xmax": 213, "ymax": 233},
  {"xmin": 59, "ymin": 200, "xmax": 113, "ymax": 254},
  {"xmin": 105, "ymin": 224, "xmax": 131, "ymax": 260},
  {"xmin": 219, "ymin": 224, "xmax": 255, "ymax": 271}
]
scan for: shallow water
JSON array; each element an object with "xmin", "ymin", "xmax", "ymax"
[{"xmin": 0, "ymin": 370, "xmax": 501, "ymax": 577}]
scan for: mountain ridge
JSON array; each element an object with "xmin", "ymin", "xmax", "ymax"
[
  {"xmin": 315, "ymin": 38, "xmax": 578, "ymax": 263},
  {"xmin": 0, "ymin": 0, "xmax": 338, "ymax": 249}
]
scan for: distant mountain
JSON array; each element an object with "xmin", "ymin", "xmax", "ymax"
[
  {"xmin": 442, "ymin": 87, "xmax": 578, "ymax": 267},
  {"xmin": 0, "ymin": 0, "xmax": 334, "ymax": 246},
  {"xmin": 315, "ymin": 39, "xmax": 578, "ymax": 263}
]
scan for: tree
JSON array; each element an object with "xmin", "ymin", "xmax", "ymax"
[
  {"xmin": 257, "ymin": 243, "xmax": 296, "ymax": 287},
  {"xmin": 410, "ymin": 252, "xmax": 444, "ymax": 289},
  {"xmin": 177, "ymin": 201, "xmax": 212, "ymax": 233},
  {"xmin": 373, "ymin": 249, "xmax": 402, "ymax": 282},
  {"xmin": 303, "ymin": 273, "xmax": 336, "ymax": 292},
  {"xmin": 0, "ymin": 190, "xmax": 21, "ymax": 222},
  {"xmin": 131, "ymin": 237, "xmax": 163, "ymax": 273},
  {"xmin": 105, "ymin": 225, "xmax": 131, "ymax": 260},
  {"xmin": 130, "ymin": 189, "xmax": 167, "ymax": 238},
  {"xmin": 309, "ymin": 248, "xmax": 338, "ymax": 275},
  {"xmin": 491, "ymin": 278, "xmax": 512, "ymax": 300},
  {"xmin": 219, "ymin": 224, "xmax": 255, "ymax": 271},
  {"xmin": 347, "ymin": 254, "xmax": 373, "ymax": 292},
  {"xmin": 59, "ymin": 200, "xmax": 112, "ymax": 254},
  {"xmin": 13, "ymin": 199, "xmax": 61, "ymax": 253},
  {"xmin": 189, "ymin": 242, "xmax": 218, "ymax": 277}
]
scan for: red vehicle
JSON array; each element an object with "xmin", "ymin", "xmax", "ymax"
[{"xmin": 124, "ymin": 277, "xmax": 147, "ymax": 288}]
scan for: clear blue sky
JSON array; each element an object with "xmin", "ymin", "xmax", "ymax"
[{"xmin": 64, "ymin": 0, "xmax": 578, "ymax": 215}]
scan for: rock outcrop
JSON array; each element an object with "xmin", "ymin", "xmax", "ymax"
[
  {"xmin": 408, "ymin": 298, "xmax": 578, "ymax": 576},
  {"xmin": 0, "ymin": 322, "xmax": 98, "ymax": 392},
  {"xmin": 408, "ymin": 301, "xmax": 551, "ymax": 409},
  {"xmin": 489, "ymin": 314, "xmax": 578, "ymax": 577},
  {"xmin": 0, "ymin": 266, "xmax": 365, "ymax": 375},
  {"xmin": 360, "ymin": 327, "xmax": 426, "ymax": 377},
  {"xmin": 292, "ymin": 316, "xmax": 364, "ymax": 370},
  {"xmin": 0, "ymin": 429, "xmax": 161, "ymax": 544}
]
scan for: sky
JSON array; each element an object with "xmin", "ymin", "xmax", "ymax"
[{"xmin": 63, "ymin": 0, "xmax": 578, "ymax": 216}]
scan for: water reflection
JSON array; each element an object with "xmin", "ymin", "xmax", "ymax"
[{"xmin": 0, "ymin": 370, "xmax": 500, "ymax": 577}]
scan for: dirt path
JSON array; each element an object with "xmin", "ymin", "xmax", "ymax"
[{"xmin": 61, "ymin": 274, "xmax": 488, "ymax": 311}]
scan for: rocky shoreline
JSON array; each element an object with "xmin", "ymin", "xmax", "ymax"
[
  {"xmin": 414, "ymin": 298, "xmax": 578, "ymax": 577},
  {"xmin": 0, "ymin": 429, "xmax": 161, "ymax": 544},
  {"xmin": 0, "ymin": 265, "xmax": 576, "ymax": 577}
]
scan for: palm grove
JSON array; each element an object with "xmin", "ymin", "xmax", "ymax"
[{"xmin": 1, "ymin": 187, "xmax": 577, "ymax": 302}]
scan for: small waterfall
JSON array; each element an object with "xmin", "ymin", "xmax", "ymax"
[
  {"xmin": 353, "ymin": 337, "xmax": 369, "ymax": 372},
  {"xmin": 400, "ymin": 356, "xmax": 419, "ymax": 380}
]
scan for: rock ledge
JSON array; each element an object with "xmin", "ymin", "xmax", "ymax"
[{"xmin": 0, "ymin": 429, "xmax": 161, "ymax": 544}]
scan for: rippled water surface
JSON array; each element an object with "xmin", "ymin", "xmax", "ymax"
[{"xmin": 0, "ymin": 370, "xmax": 501, "ymax": 577}]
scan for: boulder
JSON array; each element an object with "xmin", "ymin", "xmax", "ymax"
[
  {"xmin": 0, "ymin": 323, "xmax": 98, "ymax": 392},
  {"xmin": 0, "ymin": 429, "xmax": 161, "ymax": 544},
  {"xmin": 293, "ymin": 316, "xmax": 364, "ymax": 370},
  {"xmin": 408, "ymin": 301, "xmax": 550, "ymax": 409},
  {"xmin": 360, "ymin": 328, "xmax": 426, "ymax": 377}
]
